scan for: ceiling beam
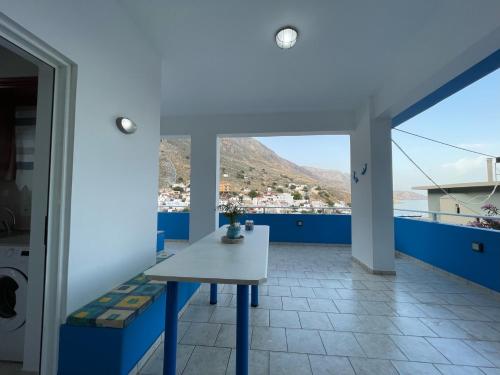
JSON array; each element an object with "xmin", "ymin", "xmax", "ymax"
[
  {"xmin": 373, "ymin": 24, "xmax": 500, "ymax": 125},
  {"xmin": 161, "ymin": 110, "xmax": 355, "ymax": 137}
]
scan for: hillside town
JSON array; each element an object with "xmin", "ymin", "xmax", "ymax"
[{"xmin": 158, "ymin": 180, "xmax": 350, "ymax": 214}]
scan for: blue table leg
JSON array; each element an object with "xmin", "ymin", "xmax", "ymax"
[
  {"xmin": 251, "ymin": 285, "xmax": 259, "ymax": 307},
  {"xmin": 164, "ymin": 281, "xmax": 178, "ymax": 375},
  {"xmin": 210, "ymin": 283, "xmax": 218, "ymax": 304},
  {"xmin": 236, "ymin": 285, "xmax": 249, "ymax": 375}
]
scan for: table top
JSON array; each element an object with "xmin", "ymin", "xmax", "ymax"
[{"xmin": 144, "ymin": 225, "xmax": 269, "ymax": 285}]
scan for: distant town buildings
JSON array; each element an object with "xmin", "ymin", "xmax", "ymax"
[
  {"xmin": 219, "ymin": 182, "xmax": 231, "ymax": 193},
  {"xmin": 158, "ymin": 180, "xmax": 349, "ymax": 214}
]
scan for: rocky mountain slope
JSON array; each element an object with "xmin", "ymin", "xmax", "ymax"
[
  {"xmin": 159, "ymin": 137, "xmax": 351, "ymax": 203},
  {"xmin": 159, "ymin": 137, "xmax": 425, "ymax": 204}
]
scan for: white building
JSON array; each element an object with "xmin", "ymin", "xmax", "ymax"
[{"xmin": 414, "ymin": 159, "xmax": 500, "ymax": 224}]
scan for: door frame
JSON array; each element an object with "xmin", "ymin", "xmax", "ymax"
[{"xmin": 0, "ymin": 14, "xmax": 76, "ymax": 375}]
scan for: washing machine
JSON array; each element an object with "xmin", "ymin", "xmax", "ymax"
[{"xmin": 0, "ymin": 245, "xmax": 29, "ymax": 362}]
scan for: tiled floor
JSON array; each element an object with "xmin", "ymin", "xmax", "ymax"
[{"xmin": 140, "ymin": 242, "xmax": 500, "ymax": 375}]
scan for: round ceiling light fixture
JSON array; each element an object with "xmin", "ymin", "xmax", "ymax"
[
  {"xmin": 275, "ymin": 26, "xmax": 298, "ymax": 49},
  {"xmin": 116, "ymin": 117, "xmax": 137, "ymax": 134}
]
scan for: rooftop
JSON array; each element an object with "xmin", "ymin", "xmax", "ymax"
[{"xmin": 413, "ymin": 181, "xmax": 499, "ymax": 191}]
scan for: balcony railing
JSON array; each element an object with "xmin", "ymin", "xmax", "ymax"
[
  {"xmin": 157, "ymin": 208, "xmax": 500, "ymax": 292},
  {"xmin": 158, "ymin": 204, "xmax": 500, "ymax": 224}
]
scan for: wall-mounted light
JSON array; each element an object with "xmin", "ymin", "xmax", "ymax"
[
  {"xmin": 275, "ymin": 27, "xmax": 298, "ymax": 49},
  {"xmin": 116, "ymin": 117, "xmax": 137, "ymax": 134}
]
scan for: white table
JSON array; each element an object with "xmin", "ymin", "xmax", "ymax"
[{"xmin": 145, "ymin": 225, "xmax": 269, "ymax": 375}]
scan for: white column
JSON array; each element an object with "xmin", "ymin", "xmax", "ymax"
[
  {"xmin": 189, "ymin": 133, "xmax": 220, "ymax": 242},
  {"xmin": 350, "ymin": 104, "xmax": 395, "ymax": 274}
]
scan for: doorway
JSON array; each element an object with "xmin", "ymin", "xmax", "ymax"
[
  {"xmin": 0, "ymin": 14, "xmax": 76, "ymax": 375},
  {"xmin": 0, "ymin": 37, "xmax": 54, "ymax": 373}
]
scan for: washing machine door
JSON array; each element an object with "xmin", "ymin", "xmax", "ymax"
[{"xmin": 0, "ymin": 267, "xmax": 27, "ymax": 332}]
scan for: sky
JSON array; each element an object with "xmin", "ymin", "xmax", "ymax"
[{"xmin": 257, "ymin": 68, "xmax": 500, "ymax": 192}]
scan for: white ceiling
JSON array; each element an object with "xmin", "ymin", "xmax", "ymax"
[{"xmin": 120, "ymin": 1, "xmax": 500, "ymax": 117}]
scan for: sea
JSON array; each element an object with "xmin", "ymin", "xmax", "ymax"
[{"xmin": 394, "ymin": 199, "xmax": 429, "ymax": 216}]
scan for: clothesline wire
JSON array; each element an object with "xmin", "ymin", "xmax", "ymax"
[{"xmin": 393, "ymin": 128, "xmax": 497, "ymax": 159}]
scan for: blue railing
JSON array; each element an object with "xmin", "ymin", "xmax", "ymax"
[{"xmin": 158, "ymin": 212, "xmax": 500, "ymax": 293}]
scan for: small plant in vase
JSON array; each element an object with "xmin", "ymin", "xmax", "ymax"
[{"xmin": 217, "ymin": 202, "xmax": 246, "ymax": 239}]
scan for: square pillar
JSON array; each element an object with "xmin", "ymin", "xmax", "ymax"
[
  {"xmin": 350, "ymin": 104, "xmax": 395, "ymax": 274},
  {"xmin": 189, "ymin": 133, "xmax": 220, "ymax": 242}
]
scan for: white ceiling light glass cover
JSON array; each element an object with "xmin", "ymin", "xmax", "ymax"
[
  {"xmin": 116, "ymin": 117, "xmax": 137, "ymax": 134},
  {"xmin": 275, "ymin": 27, "xmax": 298, "ymax": 49}
]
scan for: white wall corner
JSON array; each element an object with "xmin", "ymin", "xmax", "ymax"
[
  {"xmin": 350, "ymin": 103, "xmax": 395, "ymax": 273},
  {"xmin": 189, "ymin": 133, "xmax": 220, "ymax": 242}
]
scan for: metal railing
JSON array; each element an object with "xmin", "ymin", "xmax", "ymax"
[
  {"xmin": 158, "ymin": 204, "xmax": 352, "ymax": 214},
  {"xmin": 158, "ymin": 203, "xmax": 500, "ymax": 224},
  {"xmin": 393, "ymin": 208, "xmax": 500, "ymax": 222}
]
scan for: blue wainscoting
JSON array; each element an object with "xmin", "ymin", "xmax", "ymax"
[
  {"xmin": 220, "ymin": 213, "xmax": 351, "ymax": 244},
  {"xmin": 158, "ymin": 211, "xmax": 190, "ymax": 239},
  {"xmin": 156, "ymin": 230, "xmax": 165, "ymax": 252},
  {"xmin": 157, "ymin": 212, "xmax": 351, "ymax": 244},
  {"xmin": 395, "ymin": 217, "xmax": 500, "ymax": 292}
]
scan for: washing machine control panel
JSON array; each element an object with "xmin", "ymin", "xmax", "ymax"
[{"xmin": 0, "ymin": 246, "xmax": 30, "ymax": 260}]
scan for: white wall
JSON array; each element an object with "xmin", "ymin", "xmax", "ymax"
[
  {"xmin": 350, "ymin": 103, "xmax": 394, "ymax": 273},
  {"xmin": 161, "ymin": 110, "xmax": 354, "ymax": 137},
  {"xmin": 1, "ymin": 1, "xmax": 161, "ymax": 313}
]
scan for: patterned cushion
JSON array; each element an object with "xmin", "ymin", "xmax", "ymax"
[
  {"xmin": 89, "ymin": 293, "xmax": 126, "ymax": 308},
  {"xmin": 114, "ymin": 295, "xmax": 152, "ymax": 314},
  {"xmin": 96, "ymin": 309, "xmax": 136, "ymax": 328},
  {"xmin": 67, "ymin": 305, "xmax": 107, "ymax": 327},
  {"xmin": 133, "ymin": 282, "xmax": 165, "ymax": 301},
  {"xmin": 66, "ymin": 250, "xmax": 174, "ymax": 329},
  {"xmin": 112, "ymin": 284, "xmax": 138, "ymax": 294},
  {"xmin": 126, "ymin": 273, "xmax": 149, "ymax": 285}
]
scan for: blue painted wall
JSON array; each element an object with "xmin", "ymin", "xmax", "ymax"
[
  {"xmin": 395, "ymin": 217, "xmax": 500, "ymax": 292},
  {"xmin": 158, "ymin": 211, "xmax": 190, "ymax": 239},
  {"xmin": 221, "ymin": 213, "xmax": 351, "ymax": 244},
  {"xmin": 156, "ymin": 231, "xmax": 165, "ymax": 252},
  {"xmin": 158, "ymin": 212, "xmax": 351, "ymax": 244}
]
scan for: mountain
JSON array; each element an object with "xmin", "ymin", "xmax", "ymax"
[
  {"xmin": 158, "ymin": 137, "xmax": 425, "ymax": 205},
  {"xmin": 393, "ymin": 190, "xmax": 426, "ymax": 201},
  {"xmin": 302, "ymin": 166, "xmax": 351, "ymax": 193},
  {"xmin": 159, "ymin": 137, "xmax": 351, "ymax": 203}
]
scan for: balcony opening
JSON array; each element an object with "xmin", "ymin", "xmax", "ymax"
[
  {"xmin": 392, "ymin": 67, "xmax": 500, "ymax": 229},
  {"xmin": 218, "ymin": 135, "xmax": 351, "ymax": 215},
  {"xmin": 158, "ymin": 137, "xmax": 191, "ymax": 212}
]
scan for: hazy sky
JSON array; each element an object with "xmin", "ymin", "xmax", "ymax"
[{"xmin": 257, "ymin": 68, "xmax": 500, "ymax": 191}]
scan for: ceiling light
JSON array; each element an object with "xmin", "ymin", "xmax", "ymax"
[
  {"xmin": 116, "ymin": 117, "xmax": 137, "ymax": 134},
  {"xmin": 275, "ymin": 27, "xmax": 298, "ymax": 49}
]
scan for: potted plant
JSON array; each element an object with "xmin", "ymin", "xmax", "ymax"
[
  {"xmin": 217, "ymin": 201, "xmax": 246, "ymax": 239},
  {"xmin": 468, "ymin": 204, "xmax": 500, "ymax": 230}
]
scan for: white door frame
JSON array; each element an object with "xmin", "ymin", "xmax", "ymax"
[{"xmin": 0, "ymin": 13, "xmax": 76, "ymax": 375}]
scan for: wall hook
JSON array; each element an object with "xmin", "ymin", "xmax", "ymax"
[{"xmin": 361, "ymin": 163, "xmax": 368, "ymax": 175}]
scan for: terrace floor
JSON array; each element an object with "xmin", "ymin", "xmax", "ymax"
[{"xmin": 140, "ymin": 242, "xmax": 500, "ymax": 375}]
